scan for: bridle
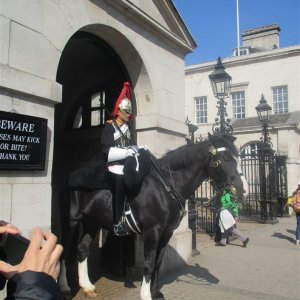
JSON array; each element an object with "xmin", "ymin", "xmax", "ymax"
[{"xmin": 208, "ymin": 145, "xmax": 243, "ymax": 185}]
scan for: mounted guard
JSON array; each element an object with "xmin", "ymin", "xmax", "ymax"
[{"xmin": 101, "ymin": 82, "xmax": 150, "ymax": 236}]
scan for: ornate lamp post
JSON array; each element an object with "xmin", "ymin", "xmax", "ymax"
[
  {"xmin": 209, "ymin": 58, "xmax": 233, "ymax": 233},
  {"xmin": 255, "ymin": 94, "xmax": 278, "ymax": 224},
  {"xmin": 209, "ymin": 57, "xmax": 233, "ymax": 134},
  {"xmin": 256, "ymin": 94, "xmax": 272, "ymax": 147},
  {"xmin": 185, "ymin": 117, "xmax": 200, "ymax": 255}
]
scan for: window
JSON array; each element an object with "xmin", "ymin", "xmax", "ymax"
[
  {"xmin": 240, "ymin": 142, "xmax": 259, "ymax": 158},
  {"xmin": 195, "ymin": 96, "xmax": 207, "ymax": 124},
  {"xmin": 231, "ymin": 91, "xmax": 245, "ymax": 119},
  {"xmin": 91, "ymin": 92, "xmax": 103, "ymax": 127},
  {"xmin": 72, "ymin": 90, "xmax": 106, "ymax": 129},
  {"xmin": 232, "ymin": 47, "xmax": 250, "ymax": 57},
  {"xmin": 272, "ymin": 86, "xmax": 288, "ymax": 114}
]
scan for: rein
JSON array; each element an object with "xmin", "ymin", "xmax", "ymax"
[
  {"xmin": 149, "ymin": 152, "xmax": 187, "ymax": 218},
  {"xmin": 111, "ymin": 119, "xmax": 187, "ymax": 217},
  {"xmin": 110, "ymin": 118, "xmax": 187, "ymax": 218}
]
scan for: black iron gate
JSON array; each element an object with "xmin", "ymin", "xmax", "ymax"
[
  {"xmin": 239, "ymin": 143, "xmax": 261, "ymax": 221},
  {"xmin": 274, "ymin": 155, "xmax": 288, "ymax": 217},
  {"xmin": 239, "ymin": 143, "xmax": 288, "ymax": 221},
  {"xmin": 193, "ymin": 180, "xmax": 216, "ymax": 233}
]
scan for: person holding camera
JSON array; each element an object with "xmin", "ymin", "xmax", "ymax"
[{"xmin": 0, "ymin": 223, "xmax": 63, "ymax": 300}]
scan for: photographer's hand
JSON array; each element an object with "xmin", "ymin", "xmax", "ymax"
[
  {"xmin": 0, "ymin": 223, "xmax": 21, "ymax": 236},
  {"xmin": 0, "ymin": 227, "xmax": 63, "ymax": 281}
]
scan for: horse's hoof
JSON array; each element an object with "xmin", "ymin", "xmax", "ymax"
[{"xmin": 83, "ymin": 289, "xmax": 98, "ymax": 298}]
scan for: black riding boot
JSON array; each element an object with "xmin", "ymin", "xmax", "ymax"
[{"xmin": 109, "ymin": 173, "xmax": 130, "ymax": 236}]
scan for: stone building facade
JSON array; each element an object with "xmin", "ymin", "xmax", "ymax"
[
  {"xmin": 0, "ymin": 0, "xmax": 196, "ymax": 276},
  {"xmin": 185, "ymin": 25, "xmax": 300, "ymax": 195}
]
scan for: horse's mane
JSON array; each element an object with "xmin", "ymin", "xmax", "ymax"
[
  {"xmin": 158, "ymin": 134, "xmax": 239, "ymax": 170},
  {"xmin": 159, "ymin": 138, "xmax": 210, "ymax": 170}
]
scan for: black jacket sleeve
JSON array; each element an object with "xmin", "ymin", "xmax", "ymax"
[
  {"xmin": 101, "ymin": 123, "xmax": 115, "ymax": 158},
  {"xmin": 5, "ymin": 271, "xmax": 62, "ymax": 300}
]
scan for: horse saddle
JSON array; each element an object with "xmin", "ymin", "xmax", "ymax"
[{"xmin": 68, "ymin": 160, "xmax": 109, "ymax": 191}]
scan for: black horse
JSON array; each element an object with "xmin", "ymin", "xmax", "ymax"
[{"xmin": 60, "ymin": 133, "xmax": 248, "ymax": 300}]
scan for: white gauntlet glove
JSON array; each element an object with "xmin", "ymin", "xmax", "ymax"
[
  {"xmin": 108, "ymin": 146, "xmax": 140, "ymax": 163},
  {"xmin": 126, "ymin": 147, "xmax": 136, "ymax": 157},
  {"xmin": 108, "ymin": 147, "xmax": 130, "ymax": 162}
]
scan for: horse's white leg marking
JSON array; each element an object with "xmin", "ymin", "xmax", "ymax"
[
  {"xmin": 78, "ymin": 258, "xmax": 95, "ymax": 291},
  {"xmin": 140, "ymin": 276, "xmax": 152, "ymax": 300},
  {"xmin": 58, "ymin": 259, "xmax": 71, "ymax": 292}
]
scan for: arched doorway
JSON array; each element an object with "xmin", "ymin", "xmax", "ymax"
[{"xmin": 52, "ymin": 31, "xmax": 135, "ymax": 277}]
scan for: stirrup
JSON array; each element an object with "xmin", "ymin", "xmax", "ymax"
[{"xmin": 114, "ymin": 222, "xmax": 130, "ymax": 236}]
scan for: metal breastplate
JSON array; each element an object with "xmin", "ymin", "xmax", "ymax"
[{"xmin": 113, "ymin": 123, "xmax": 130, "ymax": 148}]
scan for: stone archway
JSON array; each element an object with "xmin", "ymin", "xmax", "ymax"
[{"xmin": 52, "ymin": 30, "xmax": 138, "ymax": 278}]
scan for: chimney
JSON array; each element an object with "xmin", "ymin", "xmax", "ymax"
[{"xmin": 242, "ymin": 24, "xmax": 280, "ymax": 50}]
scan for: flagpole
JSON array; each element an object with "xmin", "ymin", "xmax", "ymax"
[{"xmin": 236, "ymin": 0, "xmax": 240, "ymax": 56}]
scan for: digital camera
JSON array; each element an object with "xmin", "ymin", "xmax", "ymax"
[{"xmin": 0, "ymin": 220, "xmax": 29, "ymax": 265}]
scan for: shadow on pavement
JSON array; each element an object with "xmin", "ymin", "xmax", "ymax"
[
  {"xmin": 271, "ymin": 232, "xmax": 295, "ymax": 244},
  {"xmin": 159, "ymin": 262, "xmax": 219, "ymax": 288},
  {"xmin": 286, "ymin": 229, "xmax": 295, "ymax": 235}
]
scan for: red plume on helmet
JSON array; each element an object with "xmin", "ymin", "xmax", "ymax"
[{"xmin": 112, "ymin": 82, "xmax": 132, "ymax": 117}]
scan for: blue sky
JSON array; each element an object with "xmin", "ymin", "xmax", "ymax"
[{"xmin": 173, "ymin": 0, "xmax": 300, "ymax": 65}]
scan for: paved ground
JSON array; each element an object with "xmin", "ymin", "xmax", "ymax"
[{"xmin": 73, "ymin": 216, "xmax": 300, "ymax": 300}]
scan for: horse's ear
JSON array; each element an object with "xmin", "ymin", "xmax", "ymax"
[
  {"xmin": 223, "ymin": 133, "xmax": 236, "ymax": 142},
  {"xmin": 228, "ymin": 134, "xmax": 237, "ymax": 142}
]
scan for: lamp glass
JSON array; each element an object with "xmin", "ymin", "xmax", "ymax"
[
  {"xmin": 211, "ymin": 78, "xmax": 231, "ymax": 97},
  {"xmin": 256, "ymin": 95, "xmax": 272, "ymax": 123},
  {"xmin": 257, "ymin": 109, "xmax": 270, "ymax": 122},
  {"xmin": 209, "ymin": 58, "xmax": 232, "ymax": 98}
]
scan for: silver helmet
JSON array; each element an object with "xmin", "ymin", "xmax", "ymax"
[{"xmin": 118, "ymin": 97, "xmax": 132, "ymax": 114}]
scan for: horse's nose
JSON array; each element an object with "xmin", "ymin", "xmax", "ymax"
[
  {"xmin": 243, "ymin": 190, "xmax": 249, "ymax": 198},
  {"xmin": 241, "ymin": 176, "xmax": 249, "ymax": 197}
]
